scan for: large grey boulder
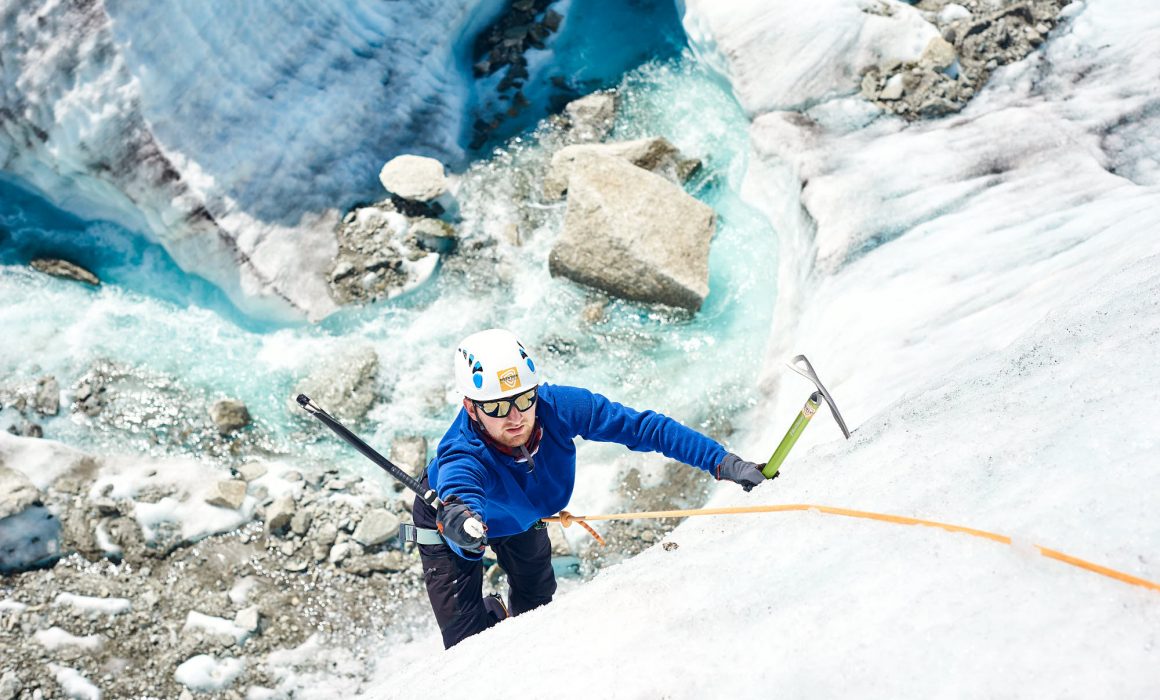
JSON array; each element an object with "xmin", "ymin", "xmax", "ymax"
[
  {"xmin": 543, "ymin": 137, "xmax": 700, "ymax": 201},
  {"xmin": 290, "ymin": 345, "xmax": 379, "ymax": 421},
  {"xmin": 548, "ymin": 153, "xmax": 716, "ymax": 312},
  {"xmin": 378, "ymin": 155, "xmax": 448, "ymax": 202},
  {"xmin": 352, "ymin": 509, "xmax": 400, "ymax": 547}
]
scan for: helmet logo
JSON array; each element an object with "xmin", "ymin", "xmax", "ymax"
[{"xmin": 497, "ymin": 367, "xmax": 521, "ymax": 391}]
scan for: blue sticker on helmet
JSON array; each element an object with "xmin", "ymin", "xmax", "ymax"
[
  {"xmin": 526, "ymin": 359, "xmax": 535, "ymax": 372},
  {"xmin": 473, "ymin": 375, "xmax": 483, "ymax": 388}
]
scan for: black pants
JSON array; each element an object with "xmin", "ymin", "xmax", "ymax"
[{"xmin": 413, "ymin": 489, "xmax": 557, "ymax": 649}]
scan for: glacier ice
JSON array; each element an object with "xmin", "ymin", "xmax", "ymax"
[{"xmin": 0, "ymin": 0, "xmax": 507, "ymax": 320}]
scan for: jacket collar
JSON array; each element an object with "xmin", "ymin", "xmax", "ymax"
[{"xmin": 471, "ymin": 418, "xmax": 543, "ymax": 465}]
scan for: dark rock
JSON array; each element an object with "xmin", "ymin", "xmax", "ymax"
[{"xmin": 542, "ymin": 9, "xmax": 563, "ymax": 32}]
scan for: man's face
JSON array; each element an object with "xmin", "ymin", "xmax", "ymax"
[{"xmin": 464, "ymin": 396, "xmax": 536, "ymax": 448}]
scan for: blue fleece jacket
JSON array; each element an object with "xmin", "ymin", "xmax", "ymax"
[{"xmin": 427, "ymin": 383, "xmax": 728, "ymax": 559}]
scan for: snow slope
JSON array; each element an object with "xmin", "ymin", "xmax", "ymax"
[{"xmin": 364, "ymin": 0, "xmax": 1160, "ymax": 696}]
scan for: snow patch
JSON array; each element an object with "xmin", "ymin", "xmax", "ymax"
[
  {"xmin": 174, "ymin": 655, "xmax": 245, "ymax": 693},
  {"xmin": 47, "ymin": 664, "xmax": 102, "ymax": 700},
  {"xmin": 53, "ymin": 593, "xmax": 132, "ymax": 616},
  {"xmin": 183, "ymin": 611, "xmax": 250, "ymax": 645},
  {"xmin": 34, "ymin": 628, "xmax": 104, "ymax": 652}
]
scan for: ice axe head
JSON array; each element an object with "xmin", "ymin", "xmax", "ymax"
[{"xmin": 787, "ymin": 355, "xmax": 851, "ymax": 439}]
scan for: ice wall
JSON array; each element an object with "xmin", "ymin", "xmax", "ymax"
[
  {"xmin": 679, "ymin": 0, "xmax": 1160, "ymax": 446},
  {"xmin": 0, "ymin": 0, "xmax": 504, "ymax": 320}
]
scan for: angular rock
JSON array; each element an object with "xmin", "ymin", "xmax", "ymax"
[
  {"xmin": 34, "ymin": 376, "xmax": 60, "ymax": 416},
  {"xmin": 265, "ymin": 495, "xmax": 296, "ymax": 533},
  {"xmin": 0, "ymin": 671, "xmax": 21, "ymax": 700},
  {"xmin": 879, "ymin": 74, "xmax": 906, "ymax": 101},
  {"xmin": 922, "ymin": 36, "xmax": 956, "ymax": 71},
  {"xmin": 542, "ymin": 9, "xmax": 563, "ymax": 32},
  {"xmin": 342, "ymin": 551, "xmax": 409, "ymax": 576},
  {"xmin": 563, "ymin": 92, "xmax": 616, "ymax": 142},
  {"xmin": 543, "ymin": 137, "xmax": 695, "ymax": 201},
  {"xmin": 235, "ymin": 462, "xmax": 267, "ymax": 482},
  {"xmin": 29, "ymin": 258, "xmax": 100, "ymax": 286},
  {"xmin": 313, "ymin": 522, "xmax": 339, "ymax": 548},
  {"xmin": 290, "ymin": 345, "xmax": 379, "ymax": 422},
  {"xmin": 409, "ymin": 218, "xmax": 457, "ymax": 254},
  {"xmin": 209, "ymin": 399, "xmax": 251, "ymax": 435},
  {"xmin": 548, "ymin": 153, "xmax": 715, "ymax": 312},
  {"xmin": 290, "ymin": 509, "xmax": 313, "ymax": 537},
  {"xmin": 234, "ymin": 606, "xmax": 261, "ymax": 633},
  {"xmin": 205, "ymin": 480, "xmax": 247, "ymax": 510},
  {"xmin": 328, "ymin": 540, "xmax": 359, "ymax": 564},
  {"xmin": 0, "ymin": 466, "xmax": 41, "ymax": 519},
  {"xmin": 389, "ymin": 436, "xmax": 428, "ymax": 481},
  {"xmin": 378, "ymin": 155, "xmax": 448, "ymax": 202},
  {"xmin": 352, "ymin": 509, "xmax": 401, "ymax": 547},
  {"xmin": 73, "ymin": 380, "xmax": 106, "ymax": 417}
]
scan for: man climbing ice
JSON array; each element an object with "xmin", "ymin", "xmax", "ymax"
[{"xmin": 409, "ymin": 328, "xmax": 767, "ymax": 648}]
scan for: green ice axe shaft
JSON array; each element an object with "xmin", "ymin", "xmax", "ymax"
[
  {"xmin": 763, "ymin": 392, "xmax": 820, "ymax": 478},
  {"xmin": 761, "ymin": 355, "xmax": 852, "ymax": 478}
]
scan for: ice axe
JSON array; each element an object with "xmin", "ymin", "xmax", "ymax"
[
  {"xmin": 762, "ymin": 355, "xmax": 851, "ymax": 478},
  {"xmin": 295, "ymin": 394, "xmax": 442, "ymax": 508}
]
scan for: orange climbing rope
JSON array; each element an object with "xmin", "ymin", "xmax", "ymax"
[{"xmin": 543, "ymin": 504, "xmax": 1160, "ymax": 594}]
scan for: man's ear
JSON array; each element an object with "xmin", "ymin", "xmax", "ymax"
[{"xmin": 462, "ymin": 397, "xmax": 477, "ymax": 421}]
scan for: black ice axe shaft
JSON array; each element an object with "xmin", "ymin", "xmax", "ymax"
[{"xmin": 295, "ymin": 394, "xmax": 441, "ymax": 508}]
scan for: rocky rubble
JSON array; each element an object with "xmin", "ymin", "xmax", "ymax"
[
  {"xmin": 1, "ymin": 376, "xmax": 65, "ymax": 439},
  {"xmin": 65, "ymin": 360, "xmax": 276, "ymax": 461},
  {"xmin": 328, "ymin": 154, "xmax": 463, "ymax": 307},
  {"xmin": 0, "ymin": 416, "xmax": 705, "ymax": 697},
  {"xmin": 580, "ymin": 460, "xmax": 716, "ymax": 569},
  {"xmin": 0, "ymin": 434, "xmax": 434, "ymax": 697},
  {"xmin": 326, "ymin": 201, "xmax": 447, "ymax": 307},
  {"xmin": 861, "ymin": 0, "xmax": 1074, "ymax": 118}
]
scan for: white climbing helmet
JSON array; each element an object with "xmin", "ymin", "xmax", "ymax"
[{"xmin": 454, "ymin": 328, "xmax": 539, "ymax": 401}]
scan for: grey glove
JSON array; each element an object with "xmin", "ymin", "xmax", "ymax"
[
  {"xmin": 715, "ymin": 453, "xmax": 769, "ymax": 492},
  {"xmin": 436, "ymin": 497, "xmax": 488, "ymax": 554}
]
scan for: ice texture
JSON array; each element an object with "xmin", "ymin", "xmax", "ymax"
[{"xmin": 0, "ymin": 0, "xmax": 506, "ymax": 320}]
